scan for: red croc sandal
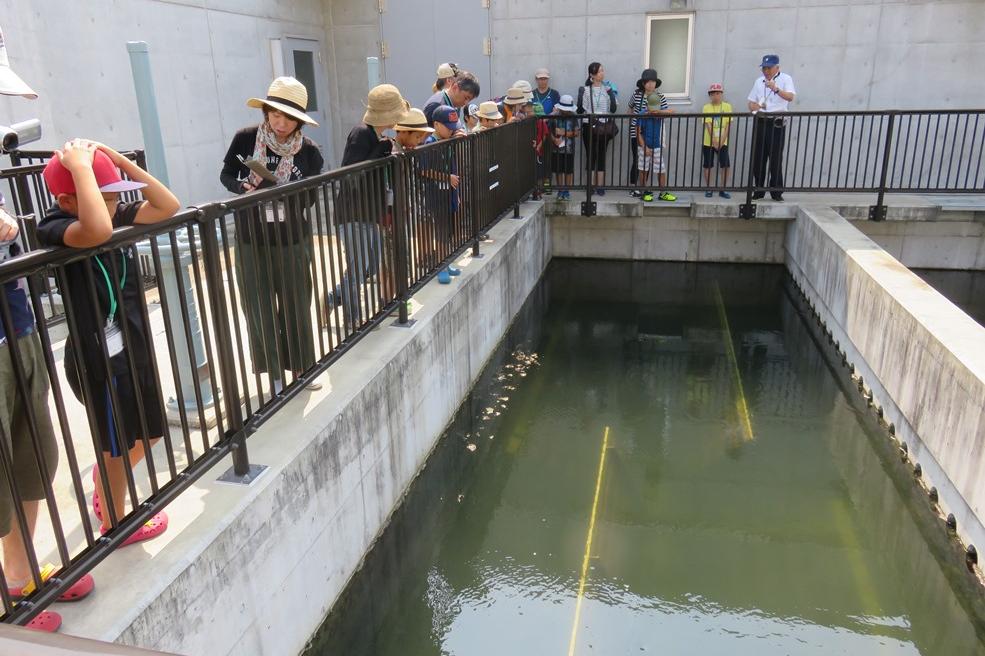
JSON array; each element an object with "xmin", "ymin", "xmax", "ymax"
[
  {"xmin": 7, "ymin": 564, "xmax": 95, "ymax": 603},
  {"xmin": 101, "ymin": 512, "xmax": 169, "ymax": 547},
  {"xmin": 91, "ymin": 465, "xmax": 103, "ymax": 521},
  {"xmin": 26, "ymin": 610, "xmax": 61, "ymax": 632}
]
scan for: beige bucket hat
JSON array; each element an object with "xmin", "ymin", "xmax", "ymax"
[
  {"xmin": 247, "ymin": 77, "xmax": 317, "ymax": 125},
  {"xmin": 0, "ymin": 27, "xmax": 36, "ymax": 98},
  {"xmin": 363, "ymin": 83, "xmax": 409, "ymax": 127},
  {"xmin": 477, "ymin": 101, "xmax": 503, "ymax": 120},
  {"xmin": 513, "ymin": 79, "xmax": 534, "ymax": 101},
  {"xmin": 503, "ymin": 88, "xmax": 528, "ymax": 106},
  {"xmin": 395, "ymin": 108, "xmax": 435, "ymax": 133}
]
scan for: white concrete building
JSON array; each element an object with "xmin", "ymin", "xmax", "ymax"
[{"xmin": 1, "ymin": 0, "xmax": 983, "ymax": 206}]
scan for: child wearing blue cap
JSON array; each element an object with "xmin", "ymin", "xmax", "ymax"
[{"xmin": 422, "ymin": 105, "xmax": 463, "ymax": 284}]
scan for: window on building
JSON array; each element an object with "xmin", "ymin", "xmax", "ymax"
[{"xmin": 644, "ymin": 13, "xmax": 694, "ymax": 99}]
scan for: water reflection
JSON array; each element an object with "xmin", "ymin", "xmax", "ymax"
[{"xmin": 306, "ymin": 261, "xmax": 985, "ymax": 656}]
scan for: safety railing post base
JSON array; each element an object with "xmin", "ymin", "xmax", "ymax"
[
  {"xmin": 868, "ymin": 205, "xmax": 887, "ymax": 221},
  {"xmin": 216, "ymin": 462, "xmax": 268, "ymax": 487},
  {"xmin": 581, "ymin": 201, "xmax": 597, "ymax": 217},
  {"xmin": 738, "ymin": 203, "xmax": 757, "ymax": 220}
]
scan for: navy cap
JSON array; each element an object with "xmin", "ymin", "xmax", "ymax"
[
  {"xmin": 761, "ymin": 54, "xmax": 780, "ymax": 67},
  {"xmin": 432, "ymin": 104, "xmax": 460, "ymax": 128}
]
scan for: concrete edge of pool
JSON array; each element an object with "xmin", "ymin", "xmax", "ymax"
[{"xmin": 786, "ymin": 205, "xmax": 985, "ymax": 562}]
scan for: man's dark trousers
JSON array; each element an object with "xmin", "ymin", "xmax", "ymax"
[{"xmin": 752, "ymin": 115, "xmax": 785, "ymax": 199}]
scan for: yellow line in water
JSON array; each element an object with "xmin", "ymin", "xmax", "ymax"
[
  {"xmin": 567, "ymin": 425, "xmax": 610, "ymax": 656},
  {"xmin": 713, "ymin": 282, "xmax": 755, "ymax": 441},
  {"xmin": 829, "ymin": 499, "xmax": 882, "ymax": 620}
]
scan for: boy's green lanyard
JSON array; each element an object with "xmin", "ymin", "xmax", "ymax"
[{"xmin": 93, "ymin": 253, "xmax": 127, "ymax": 325}]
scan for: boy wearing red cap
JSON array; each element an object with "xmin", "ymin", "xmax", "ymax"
[{"xmin": 37, "ymin": 139, "xmax": 180, "ymax": 545}]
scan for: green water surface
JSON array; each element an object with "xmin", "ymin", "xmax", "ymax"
[{"xmin": 307, "ymin": 261, "xmax": 985, "ymax": 656}]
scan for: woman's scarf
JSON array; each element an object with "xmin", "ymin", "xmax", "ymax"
[{"xmin": 249, "ymin": 121, "xmax": 303, "ymax": 187}]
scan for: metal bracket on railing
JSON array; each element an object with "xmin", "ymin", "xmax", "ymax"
[
  {"xmin": 868, "ymin": 205, "xmax": 887, "ymax": 222},
  {"xmin": 738, "ymin": 203, "xmax": 757, "ymax": 220},
  {"xmin": 581, "ymin": 201, "xmax": 597, "ymax": 217}
]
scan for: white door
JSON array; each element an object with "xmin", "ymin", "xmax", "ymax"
[
  {"xmin": 380, "ymin": 1, "xmax": 491, "ymax": 108},
  {"xmin": 283, "ymin": 37, "xmax": 333, "ymax": 157}
]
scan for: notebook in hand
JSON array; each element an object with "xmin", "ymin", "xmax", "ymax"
[{"xmin": 237, "ymin": 155, "xmax": 279, "ymax": 184}]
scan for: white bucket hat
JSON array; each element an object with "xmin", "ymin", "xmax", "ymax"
[
  {"xmin": 0, "ymin": 27, "xmax": 36, "ymax": 98},
  {"xmin": 247, "ymin": 77, "xmax": 318, "ymax": 126}
]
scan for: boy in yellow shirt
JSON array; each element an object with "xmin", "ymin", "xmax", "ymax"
[{"xmin": 702, "ymin": 83, "xmax": 732, "ymax": 198}]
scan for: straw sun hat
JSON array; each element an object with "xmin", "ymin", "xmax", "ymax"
[
  {"xmin": 395, "ymin": 108, "xmax": 435, "ymax": 133},
  {"xmin": 247, "ymin": 77, "xmax": 318, "ymax": 125},
  {"xmin": 363, "ymin": 84, "xmax": 410, "ymax": 127}
]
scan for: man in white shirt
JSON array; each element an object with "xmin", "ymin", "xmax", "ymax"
[{"xmin": 747, "ymin": 54, "xmax": 796, "ymax": 201}]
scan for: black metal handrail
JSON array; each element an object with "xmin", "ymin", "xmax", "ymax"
[
  {"xmin": 535, "ymin": 109, "xmax": 985, "ymax": 219},
  {"xmin": 0, "ymin": 119, "xmax": 537, "ymax": 625}
]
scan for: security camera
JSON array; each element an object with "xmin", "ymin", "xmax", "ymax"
[{"xmin": 0, "ymin": 118, "xmax": 41, "ymax": 153}]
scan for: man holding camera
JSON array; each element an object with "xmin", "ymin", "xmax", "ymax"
[{"xmin": 747, "ymin": 54, "xmax": 796, "ymax": 201}]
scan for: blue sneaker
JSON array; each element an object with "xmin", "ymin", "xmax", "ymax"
[
  {"xmin": 596, "ymin": 188, "xmax": 606, "ymax": 196},
  {"xmin": 438, "ymin": 269, "xmax": 452, "ymax": 284},
  {"xmin": 447, "ymin": 264, "xmax": 461, "ymax": 276},
  {"xmin": 705, "ymin": 191, "xmax": 713, "ymax": 198},
  {"xmin": 719, "ymin": 191, "xmax": 732, "ymax": 199}
]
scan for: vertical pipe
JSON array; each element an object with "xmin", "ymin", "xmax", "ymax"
[{"xmin": 125, "ymin": 42, "xmax": 169, "ymax": 186}]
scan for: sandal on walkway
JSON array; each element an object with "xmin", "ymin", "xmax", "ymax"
[
  {"xmin": 101, "ymin": 512, "xmax": 168, "ymax": 547},
  {"xmin": 27, "ymin": 610, "xmax": 61, "ymax": 632},
  {"xmin": 7, "ymin": 563, "xmax": 95, "ymax": 602}
]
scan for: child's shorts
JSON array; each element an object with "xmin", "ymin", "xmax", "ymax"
[
  {"xmin": 702, "ymin": 144, "xmax": 730, "ymax": 169},
  {"xmin": 0, "ymin": 332, "xmax": 59, "ymax": 536},
  {"xmin": 65, "ymin": 344, "xmax": 166, "ymax": 457},
  {"xmin": 637, "ymin": 146, "xmax": 666, "ymax": 175},
  {"xmin": 552, "ymin": 153, "xmax": 575, "ymax": 175}
]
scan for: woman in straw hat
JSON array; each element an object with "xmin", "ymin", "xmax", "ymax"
[
  {"xmin": 325, "ymin": 83, "xmax": 408, "ymax": 331},
  {"xmin": 220, "ymin": 76, "xmax": 324, "ymax": 393}
]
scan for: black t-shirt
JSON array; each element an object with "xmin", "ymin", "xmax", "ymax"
[
  {"xmin": 220, "ymin": 126, "xmax": 324, "ymax": 245},
  {"xmin": 338, "ymin": 125, "xmax": 393, "ymax": 224},
  {"xmin": 341, "ymin": 125, "xmax": 392, "ymax": 167},
  {"xmin": 37, "ymin": 201, "xmax": 152, "ymax": 382}
]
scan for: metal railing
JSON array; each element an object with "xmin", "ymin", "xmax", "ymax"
[
  {"xmin": 0, "ymin": 119, "xmax": 536, "ymax": 626},
  {"xmin": 537, "ymin": 109, "xmax": 985, "ymax": 219}
]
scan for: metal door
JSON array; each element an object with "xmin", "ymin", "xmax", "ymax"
[
  {"xmin": 283, "ymin": 37, "xmax": 333, "ymax": 156},
  {"xmin": 380, "ymin": 1, "xmax": 491, "ymax": 108}
]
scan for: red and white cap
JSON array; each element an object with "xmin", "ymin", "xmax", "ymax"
[
  {"xmin": 43, "ymin": 150, "xmax": 146, "ymax": 196},
  {"xmin": 708, "ymin": 83, "xmax": 724, "ymax": 93}
]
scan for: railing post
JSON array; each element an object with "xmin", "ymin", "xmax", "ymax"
[
  {"xmin": 869, "ymin": 112, "xmax": 897, "ymax": 222},
  {"xmin": 468, "ymin": 135, "xmax": 483, "ymax": 257},
  {"xmin": 198, "ymin": 204, "xmax": 265, "ymax": 483},
  {"xmin": 391, "ymin": 157, "xmax": 415, "ymax": 326},
  {"xmin": 739, "ymin": 114, "xmax": 761, "ymax": 220}
]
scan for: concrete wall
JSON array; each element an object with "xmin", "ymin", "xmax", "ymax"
[
  {"xmin": 64, "ymin": 203, "xmax": 549, "ymax": 655},
  {"xmin": 322, "ymin": 0, "xmax": 381, "ymax": 164},
  {"xmin": 548, "ymin": 198, "xmax": 985, "ymax": 270},
  {"xmin": 785, "ymin": 205, "xmax": 985, "ymax": 554},
  {"xmin": 490, "ymin": 0, "xmax": 985, "ymax": 111},
  {"xmin": 0, "ymin": 0, "xmax": 332, "ymax": 205}
]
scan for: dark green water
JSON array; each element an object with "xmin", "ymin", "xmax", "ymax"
[{"xmin": 307, "ymin": 261, "xmax": 985, "ymax": 656}]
